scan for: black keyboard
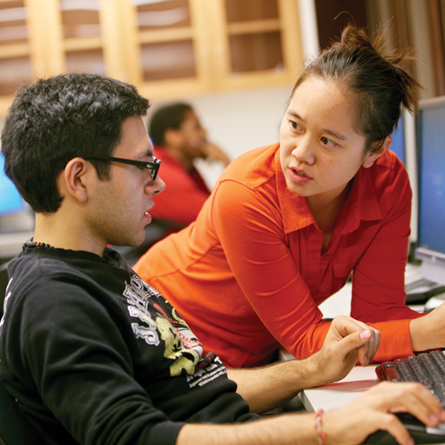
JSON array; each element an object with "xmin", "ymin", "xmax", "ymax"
[
  {"xmin": 366, "ymin": 351, "xmax": 445, "ymax": 444},
  {"xmin": 376, "ymin": 350, "xmax": 445, "ymax": 405}
]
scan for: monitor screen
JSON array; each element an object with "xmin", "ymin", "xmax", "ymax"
[
  {"xmin": 415, "ymin": 96, "xmax": 445, "ymax": 285},
  {"xmin": 390, "ymin": 115, "xmax": 405, "ymax": 164},
  {"xmin": 0, "ymin": 153, "xmax": 25, "ymax": 216},
  {"xmin": 388, "ymin": 111, "xmax": 419, "ymax": 245}
]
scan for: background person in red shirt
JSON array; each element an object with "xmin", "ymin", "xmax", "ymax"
[
  {"xmin": 148, "ymin": 102, "xmax": 230, "ymax": 227},
  {"xmin": 134, "ymin": 25, "xmax": 445, "ymax": 368},
  {"xmin": 117, "ymin": 102, "xmax": 230, "ymax": 265}
]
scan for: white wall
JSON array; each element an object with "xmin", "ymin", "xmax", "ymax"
[{"xmin": 147, "ymin": 85, "xmax": 293, "ymax": 188}]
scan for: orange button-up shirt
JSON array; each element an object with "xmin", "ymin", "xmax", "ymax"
[{"xmin": 135, "ymin": 143, "xmax": 423, "ymax": 368}]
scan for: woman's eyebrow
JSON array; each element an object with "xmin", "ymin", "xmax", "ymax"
[
  {"xmin": 324, "ymin": 129, "xmax": 347, "ymax": 141},
  {"xmin": 287, "ymin": 110, "xmax": 347, "ymax": 141},
  {"xmin": 287, "ymin": 110, "xmax": 303, "ymax": 121}
]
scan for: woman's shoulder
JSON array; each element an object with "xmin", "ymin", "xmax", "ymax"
[
  {"xmin": 363, "ymin": 149, "xmax": 411, "ymax": 209},
  {"xmin": 218, "ymin": 142, "xmax": 280, "ymax": 188},
  {"xmin": 375, "ymin": 149, "xmax": 406, "ymax": 171},
  {"xmin": 371, "ymin": 149, "xmax": 409, "ymax": 185}
]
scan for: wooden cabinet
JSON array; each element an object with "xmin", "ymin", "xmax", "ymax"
[
  {"xmin": 0, "ymin": 0, "xmax": 34, "ymax": 114},
  {"xmin": 0, "ymin": 0, "xmax": 303, "ymax": 116},
  {"xmin": 125, "ymin": 0, "xmax": 304, "ymax": 99}
]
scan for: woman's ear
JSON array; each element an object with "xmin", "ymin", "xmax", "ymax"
[{"xmin": 362, "ymin": 135, "xmax": 392, "ymax": 169}]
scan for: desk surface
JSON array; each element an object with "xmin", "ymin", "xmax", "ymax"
[{"xmin": 299, "ymin": 364, "xmax": 378, "ymax": 413}]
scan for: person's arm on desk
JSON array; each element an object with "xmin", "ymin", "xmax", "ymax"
[
  {"xmin": 322, "ymin": 381, "xmax": 445, "ymax": 445},
  {"xmin": 410, "ymin": 302, "xmax": 445, "ymax": 351},
  {"xmin": 178, "ymin": 315, "xmax": 444, "ymax": 445},
  {"xmin": 177, "ymin": 384, "xmax": 445, "ymax": 445},
  {"xmin": 227, "ymin": 315, "xmax": 380, "ymax": 413}
]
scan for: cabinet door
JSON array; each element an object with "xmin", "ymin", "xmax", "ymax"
[
  {"xmin": 0, "ymin": 0, "xmax": 34, "ymax": 115},
  {"xmin": 0, "ymin": 0, "xmax": 304, "ymax": 116},
  {"xmin": 54, "ymin": 0, "xmax": 107, "ymax": 76},
  {"xmin": 120, "ymin": 0, "xmax": 213, "ymax": 100},
  {"xmin": 207, "ymin": 0, "xmax": 303, "ymax": 90}
]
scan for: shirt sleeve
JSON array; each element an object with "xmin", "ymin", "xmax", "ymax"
[
  {"xmin": 351, "ymin": 164, "xmax": 424, "ymax": 361},
  {"xmin": 16, "ymin": 278, "xmax": 184, "ymax": 445},
  {"xmin": 211, "ymin": 179, "xmax": 331, "ymax": 360},
  {"xmin": 151, "ymin": 161, "xmax": 210, "ymax": 226}
]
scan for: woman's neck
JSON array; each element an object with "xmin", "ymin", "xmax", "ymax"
[{"xmin": 307, "ymin": 181, "xmax": 352, "ymax": 234}]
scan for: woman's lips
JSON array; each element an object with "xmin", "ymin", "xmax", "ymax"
[{"xmin": 288, "ymin": 166, "xmax": 312, "ymax": 184}]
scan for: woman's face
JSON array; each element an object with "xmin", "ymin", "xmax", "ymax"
[{"xmin": 280, "ymin": 77, "xmax": 385, "ymax": 207}]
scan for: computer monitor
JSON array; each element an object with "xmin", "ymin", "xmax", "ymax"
[
  {"xmin": 390, "ymin": 114, "xmax": 405, "ymax": 164},
  {"xmin": 388, "ymin": 110, "xmax": 418, "ymax": 246},
  {"xmin": 415, "ymin": 96, "xmax": 445, "ymax": 285},
  {"xmin": 0, "ymin": 153, "xmax": 25, "ymax": 216}
]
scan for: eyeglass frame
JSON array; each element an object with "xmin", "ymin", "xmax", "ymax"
[{"xmin": 84, "ymin": 156, "xmax": 161, "ymax": 180}]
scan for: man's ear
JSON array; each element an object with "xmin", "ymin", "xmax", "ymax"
[
  {"xmin": 362, "ymin": 135, "xmax": 392, "ymax": 169},
  {"xmin": 61, "ymin": 157, "xmax": 94, "ymax": 203}
]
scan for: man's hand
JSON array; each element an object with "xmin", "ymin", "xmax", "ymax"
[
  {"xmin": 228, "ymin": 315, "xmax": 379, "ymax": 413},
  {"xmin": 311, "ymin": 315, "xmax": 381, "ymax": 386},
  {"xmin": 324, "ymin": 381, "xmax": 445, "ymax": 445}
]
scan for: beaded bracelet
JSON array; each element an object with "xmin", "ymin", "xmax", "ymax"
[{"xmin": 315, "ymin": 409, "xmax": 326, "ymax": 445}]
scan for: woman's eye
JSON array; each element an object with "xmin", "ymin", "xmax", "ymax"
[
  {"xmin": 321, "ymin": 136, "xmax": 337, "ymax": 147},
  {"xmin": 290, "ymin": 120, "xmax": 300, "ymax": 131}
]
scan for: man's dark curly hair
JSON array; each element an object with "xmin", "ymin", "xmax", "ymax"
[{"xmin": 1, "ymin": 73, "xmax": 149, "ymax": 213}]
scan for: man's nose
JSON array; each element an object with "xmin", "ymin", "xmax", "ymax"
[{"xmin": 149, "ymin": 176, "xmax": 166, "ymax": 195}]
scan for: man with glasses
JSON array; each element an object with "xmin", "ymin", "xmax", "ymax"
[
  {"xmin": 0, "ymin": 73, "xmax": 443, "ymax": 445},
  {"xmin": 83, "ymin": 155, "xmax": 161, "ymax": 181}
]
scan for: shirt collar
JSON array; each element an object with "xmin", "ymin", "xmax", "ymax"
[
  {"xmin": 274, "ymin": 146, "xmax": 383, "ymax": 235},
  {"xmin": 340, "ymin": 165, "xmax": 382, "ymax": 233}
]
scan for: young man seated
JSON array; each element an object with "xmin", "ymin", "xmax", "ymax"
[{"xmin": 0, "ymin": 73, "xmax": 443, "ymax": 445}]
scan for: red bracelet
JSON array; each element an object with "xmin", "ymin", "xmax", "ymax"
[{"xmin": 315, "ymin": 409, "xmax": 326, "ymax": 445}]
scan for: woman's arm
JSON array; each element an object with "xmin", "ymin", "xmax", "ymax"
[
  {"xmin": 349, "ymin": 163, "xmax": 426, "ymax": 360},
  {"xmin": 351, "ymin": 169, "xmax": 419, "ymax": 322},
  {"xmin": 410, "ymin": 302, "xmax": 445, "ymax": 351}
]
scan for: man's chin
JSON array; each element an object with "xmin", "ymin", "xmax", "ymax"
[{"xmin": 112, "ymin": 236, "xmax": 145, "ymax": 249}]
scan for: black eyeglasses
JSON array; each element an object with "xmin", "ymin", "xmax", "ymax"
[{"xmin": 84, "ymin": 156, "xmax": 161, "ymax": 180}]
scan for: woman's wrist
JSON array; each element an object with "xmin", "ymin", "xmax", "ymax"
[{"xmin": 410, "ymin": 314, "xmax": 435, "ymax": 351}]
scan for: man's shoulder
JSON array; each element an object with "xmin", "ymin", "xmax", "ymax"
[{"xmin": 6, "ymin": 247, "xmax": 125, "ymax": 307}]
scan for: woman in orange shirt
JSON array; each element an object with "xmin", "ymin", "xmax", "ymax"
[{"xmin": 135, "ymin": 25, "xmax": 445, "ymax": 368}]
